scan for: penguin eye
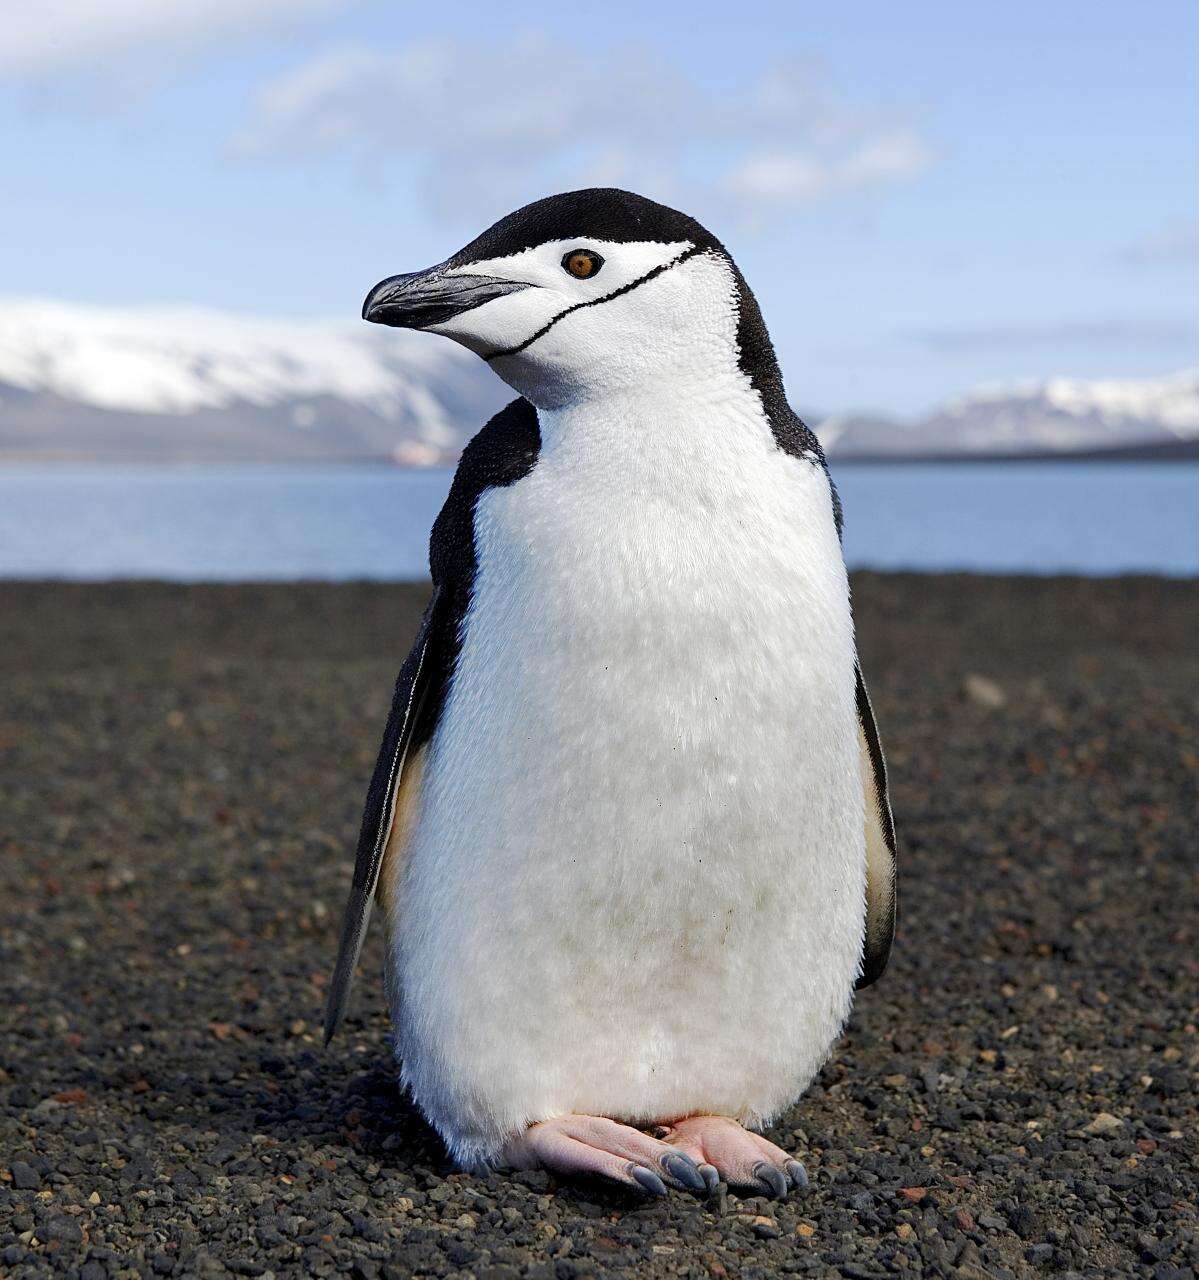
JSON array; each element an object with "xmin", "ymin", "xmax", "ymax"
[{"xmin": 562, "ymin": 249, "xmax": 603, "ymax": 280}]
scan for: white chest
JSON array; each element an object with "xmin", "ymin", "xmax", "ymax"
[
  {"xmin": 390, "ymin": 386, "xmax": 867, "ymax": 1166},
  {"xmin": 473, "ymin": 387, "xmax": 853, "ymax": 699}
]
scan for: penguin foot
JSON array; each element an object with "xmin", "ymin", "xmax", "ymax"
[
  {"xmin": 658, "ymin": 1115, "xmax": 808, "ymax": 1198},
  {"xmin": 501, "ymin": 1114, "xmax": 708, "ymax": 1196}
]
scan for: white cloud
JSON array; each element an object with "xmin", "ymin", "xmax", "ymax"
[
  {"xmin": 727, "ymin": 132, "xmax": 932, "ymax": 204},
  {"xmin": 230, "ymin": 35, "xmax": 935, "ymax": 222},
  {"xmin": 725, "ymin": 151, "xmax": 832, "ymax": 202},
  {"xmin": 0, "ymin": 0, "xmax": 346, "ymax": 79},
  {"xmin": 839, "ymin": 133, "xmax": 934, "ymax": 186}
]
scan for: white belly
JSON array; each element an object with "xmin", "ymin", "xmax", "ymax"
[{"xmin": 388, "ymin": 389, "xmax": 866, "ymax": 1168}]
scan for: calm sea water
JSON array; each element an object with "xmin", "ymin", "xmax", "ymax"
[{"xmin": 0, "ymin": 462, "xmax": 1195, "ymax": 579}]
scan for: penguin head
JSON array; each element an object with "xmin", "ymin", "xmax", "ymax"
[{"xmin": 363, "ymin": 188, "xmax": 774, "ymax": 408}]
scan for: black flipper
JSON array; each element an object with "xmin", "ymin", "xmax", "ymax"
[
  {"xmin": 855, "ymin": 665, "xmax": 897, "ymax": 989},
  {"xmin": 323, "ymin": 586, "xmax": 446, "ymax": 1044},
  {"xmin": 324, "ymin": 397, "xmax": 542, "ymax": 1044}
]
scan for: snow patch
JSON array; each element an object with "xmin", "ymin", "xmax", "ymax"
[
  {"xmin": 944, "ymin": 370, "xmax": 1199, "ymax": 437},
  {"xmin": 0, "ymin": 298, "xmax": 475, "ymax": 418}
]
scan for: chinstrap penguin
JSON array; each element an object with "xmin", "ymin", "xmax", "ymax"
[{"xmin": 326, "ymin": 188, "xmax": 897, "ymax": 1198}]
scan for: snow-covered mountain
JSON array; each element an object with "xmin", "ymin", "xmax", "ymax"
[
  {"xmin": 820, "ymin": 370, "xmax": 1199, "ymax": 459},
  {"xmin": 0, "ymin": 299, "xmax": 507, "ymax": 464},
  {"xmin": 1, "ymin": 300, "xmax": 1196, "ymax": 463}
]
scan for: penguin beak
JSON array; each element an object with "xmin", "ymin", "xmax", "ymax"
[{"xmin": 362, "ymin": 266, "xmax": 530, "ymax": 329}]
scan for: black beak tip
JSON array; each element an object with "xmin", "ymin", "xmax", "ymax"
[
  {"xmin": 362, "ymin": 276, "xmax": 400, "ymax": 324},
  {"xmin": 362, "ymin": 272, "xmax": 417, "ymax": 325}
]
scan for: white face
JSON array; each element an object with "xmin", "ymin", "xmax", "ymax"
[{"xmin": 425, "ymin": 239, "xmax": 742, "ymax": 409}]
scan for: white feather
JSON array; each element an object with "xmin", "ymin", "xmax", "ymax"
[{"xmin": 385, "ymin": 254, "xmax": 866, "ymax": 1167}]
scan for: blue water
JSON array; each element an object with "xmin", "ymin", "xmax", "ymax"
[{"xmin": 0, "ymin": 462, "xmax": 1195, "ymax": 579}]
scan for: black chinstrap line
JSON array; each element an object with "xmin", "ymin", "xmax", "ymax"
[{"xmin": 483, "ymin": 245, "xmax": 706, "ymax": 363}]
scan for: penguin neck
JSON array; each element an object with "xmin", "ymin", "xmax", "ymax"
[
  {"xmin": 523, "ymin": 359, "xmax": 753, "ymax": 416},
  {"xmin": 534, "ymin": 357, "xmax": 778, "ymax": 469}
]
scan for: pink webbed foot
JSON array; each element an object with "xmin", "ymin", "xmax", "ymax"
[
  {"xmin": 659, "ymin": 1115, "xmax": 808, "ymax": 1199},
  {"xmin": 501, "ymin": 1115, "xmax": 708, "ymax": 1196}
]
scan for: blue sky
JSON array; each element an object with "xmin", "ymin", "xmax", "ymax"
[{"xmin": 2, "ymin": 0, "xmax": 1196, "ymax": 416}]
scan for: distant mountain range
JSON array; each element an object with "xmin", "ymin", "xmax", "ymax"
[
  {"xmin": 2, "ymin": 300, "xmax": 1196, "ymax": 464},
  {"xmin": 0, "ymin": 300, "xmax": 506, "ymax": 465},
  {"xmin": 821, "ymin": 371, "xmax": 1199, "ymax": 461}
]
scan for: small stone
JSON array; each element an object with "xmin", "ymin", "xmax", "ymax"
[
  {"xmin": 1008, "ymin": 1204, "xmax": 1038, "ymax": 1239},
  {"xmin": 897, "ymin": 1187, "xmax": 927, "ymax": 1203},
  {"xmin": 964, "ymin": 674, "xmax": 1006, "ymax": 709},
  {"xmin": 896, "ymin": 1223, "xmax": 915, "ymax": 1241},
  {"xmin": 1082, "ymin": 1112, "xmax": 1123, "ymax": 1136},
  {"xmin": 750, "ymin": 1216, "xmax": 780, "ymax": 1239},
  {"xmin": 1026, "ymin": 1243, "xmax": 1054, "ymax": 1266},
  {"xmin": 10, "ymin": 1162, "xmax": 40, "ymax": 1190},
  {"xmin": 42, "ymin": 1215, "xmax": 84, "ymax": 1245},
  {"xmin": 796, "ymin": 1221, "xmax": 815, "ymax": 1238}
]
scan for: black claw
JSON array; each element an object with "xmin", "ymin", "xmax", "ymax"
[
  {"xmin": 698, "ymin": 1163, "xmax": 720, "ymax": 1194},
  {"xmin": 785, "ymin": 1158, "xmax": 809, "ymax": 1191},
  {"xmin": 630, "ymin": 1165, "xmax": 667, "ymax": 1197},
  {"xmin": 661, "ymin": 1151, "xmax": 706, "ymax": 1192},
  {"xmin": 753, "ymin": 1161, "xmax": 788, "ymax": 1199}
]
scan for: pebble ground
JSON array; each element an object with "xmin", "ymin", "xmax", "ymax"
[{"xmin": 1, "ymin": 575, "xmax": 1196, "ymax": 1279}]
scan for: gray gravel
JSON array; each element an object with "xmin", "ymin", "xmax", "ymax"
[{"xmin": 1, "ymin": 575, "xmax": 1197, "ymax": 1279}]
